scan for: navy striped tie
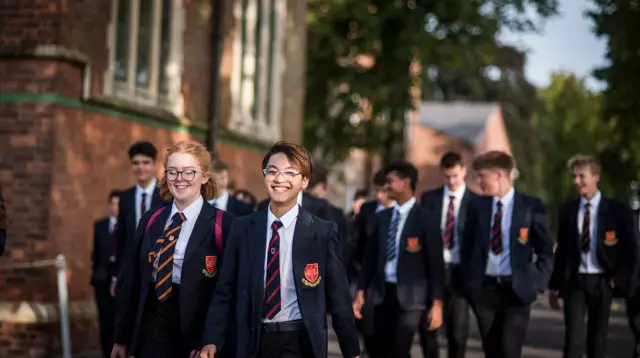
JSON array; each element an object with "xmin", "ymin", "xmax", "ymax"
[
  {"xmin": 264, "ymin": 220, "xmax": 283, "ymax": 320},
  {"xmin": 386, "ymin": 209, "xmax": 400, "ymax": 262},
  {"xmin": 154, "ymin": 212, "xmax": 185, "ymax": 302},
  {"xmin": 490, "ymin": 201, "xmax": 503, "ymax": 255}
]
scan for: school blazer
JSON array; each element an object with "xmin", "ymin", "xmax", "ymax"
[
  {"xmin": 113, "ymin": 201, "xmax": 234, "ymax": 352},
  {"xmin": 202, "ymin": 207, "xmax": 361, "ymax": 358}
]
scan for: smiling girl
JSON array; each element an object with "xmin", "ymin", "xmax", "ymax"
[{"xmin": 112, "ymin": 140, "xmax": 235, "ymax": 358}]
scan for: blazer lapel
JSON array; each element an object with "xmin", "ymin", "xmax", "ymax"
[
  {"xmin": 509, "ymin": 193, "xmax": 526, "ymax": 266},
  {"xmin": 433, "ymin": 189, "xmax": 444, "ymax": 235},
  {"xmin": 250, "ymin": 210, "xmax": 269, "ymax": 302},
  {"xmin": 398, "ymin": 205, "xmax": 419, "ymax": 252},
  {"xmin": 570, "ymin": 200, "xmax": 581, "ymax": 253},
  {"xmin": 596, "ymin": 197, "xmax": 608, "ymax": 250},
  {"xmin": 292, "ymin": 209, "xmax": 313, "ymax": 295},
  {"xmin": 457, "ymin": 190, "xmax": 470, "ymax": 235},
  {"xmin": 183, "ymin": 203, "xmax": 216, "ymax": 265},
  {"xmin": 378, "ymin": 209, "xmax": 393, "ymax": 261},
  {"xmin": 480, "ymin": 198, "xmax": 493, "ymax": 255},
  {"xmin": 141, "ymin": 206, "xmax": 170, "ymax": 276}
]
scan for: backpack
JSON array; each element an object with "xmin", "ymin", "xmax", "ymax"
[{"xmin": 145, "ymin": 206, "xmax": 223, "ymax": 252}]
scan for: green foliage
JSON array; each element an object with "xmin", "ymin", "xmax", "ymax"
[
  {"xmin": 304, "ymin": 0, "xmax": 559, "ymax": 166},
  {"xmin": 587, "ymin": 0, "xmax": 640, "ymax": 200}
]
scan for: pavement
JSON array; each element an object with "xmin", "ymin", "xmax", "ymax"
[{"xmin": 327, "ymin": 297, "xmax": 636, "ymax": 357}]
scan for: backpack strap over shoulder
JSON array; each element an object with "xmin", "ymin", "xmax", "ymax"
[
  {"xmin": 214, "ymin": 210, "xmax": 223, "ymax": 252},
  {"xmin": 145, "ymin": 207, "xmax": 167, "ymax": 232}
]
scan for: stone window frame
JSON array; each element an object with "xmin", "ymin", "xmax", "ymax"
[
  {"xmin": 228, "ymin": 0, "xmax": 286, "ymax": 142},
  {"xmin": 103, "ymin": 0, "xmax": 185, "ymax": 115}
]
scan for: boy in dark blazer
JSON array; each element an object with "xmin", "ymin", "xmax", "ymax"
[
  {"xmin": 113, "ymin": 141, "xmax": 163, "ymax": 295},
  {"xmin": 208, "ymin": 160, "xmax": 253, "ymax": 216},
  {"xmin": 549, "ymin": 154, "xmax": 639, "ymax": 358},
  {"xmin": 462, "ymin": 151, "xmax": 554, "ymax": 358},
  {"xmin": 353, "ymin": 161, "xmax": 445, "ymax": 358},
  {"xmin": 92, "ymin": 190, "xmax": 120, "ymax": 358},
  {"xmin": 201, "ymin": 142, "xmax": 360, "ymax": 358}
]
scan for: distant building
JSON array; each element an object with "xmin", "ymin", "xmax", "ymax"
[
  {"xmin": 406, "ymin": 101, "xmax": 513, "ymax": 193},
  {"xmin": 0, "ymin": 0, "xmax": 307, "ymax": 356}
]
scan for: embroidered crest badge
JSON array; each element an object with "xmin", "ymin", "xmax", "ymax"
[
  {"xmin": 202, "ymin": 256, "xmax": 218, "ymax": 278},
  {"xmin": 302, "ymin": 263, "xmax": 321, "ymax": 287},
  {"xmin": 604, "ymin": 231, "xmax": 617, "ymax": 246},
  {"xmin": 518, "ymin": 228, "xmax": 529, "ymax": 244},
  {"xmin": 406, "ymin": 237, "xmax": 421, "ymax": 253}
]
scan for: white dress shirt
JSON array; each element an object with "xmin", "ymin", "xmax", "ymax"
[
  {"xmin": 152, "ymin": 195, "xmax": 203, "ymax": 284},
  {"xmin": 208, "ymin": 189, "xmax": 230, "ymax": 211},
  {"xmin": 385, "ymin": 197, "xmax": 417, "ymax": 283},
  {"xmin": 264, "ymin": 204, "xmax": 301, "ymax": 322},
  {"xmin": 108, "ymin": 216, "xmax": 117, "ymax": 234},
  {"xmin": 442, "ymin": 185, "xmax": 466, "ymax": 264},
  {"xmin": 578, "ymin": 191, "xmax": 604, "ymax": 274},
  {"xmin": 485, "ymin": 188, "xmax": 515, "ymax": 276},
  {"xmin": 135, "ymin": 178, "xmax": 157, "ymax": 226},
  {"xmin": 297, "ymin": 191, "xmax": 304, "ymax": 206}
]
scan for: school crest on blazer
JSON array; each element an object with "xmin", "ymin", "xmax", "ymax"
[
  {"xmin": 302, "ymin": 263, "xmax": 321, "ymax": 287},
  {"xmin": 604, "ymin": 230, "xmax": 617, "ymax": 246},
  {"xmin": 406, "ymin": 237, "xmax": 421, "ymax": 253},
  {"xmin": 202, "ymin": 255, "xmax": 218, "ymax": 277},
  {"xmin": 518, "ymin": 228, "xmax": 529, "ymax": 244}
]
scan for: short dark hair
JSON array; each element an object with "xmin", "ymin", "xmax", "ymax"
[
  {"xmin": 385, "ymin": 160, "xmax": 418, "ymax": 191},
  {"xmin": 211, "ymin": 160, "xmax": 229, "ymax": 172},
  {"xmin": 262, "ymin": 141, "xmax": 313, "ymax": 178},
  {"xmin": 309, "ymin": 166, "xmax": 328, "ymax": 189},
  {"xmin": 108, "ymin": 190, "xmax": 121, "ymax": 202},
  {"xmin": 472, "ymin": 151, "xmax": 515, "ymax": 172},
  {"xmin": 128, "ymin": 141, "xmax": 158, "ymax": 160},
  {"xmin": 353, "ymin": 189, "xmax": 368, "ymax": 201},
  {"xmin": 440, "ymin": 151, "xmax": 463, "ymax": 169},
  {"xmin": 372, "ymin": 169, "xmax": 387, "ymax": 186},
  {"xmin": 235, "ymin": 189, "xmax": 257, "ymax": 208}
]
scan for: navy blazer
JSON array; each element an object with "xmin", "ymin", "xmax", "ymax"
[
  {"xmin": 549, "ymin": 196, "xmax": 640, "ymax": 297},
  {"xmin": 114, "ymin": 200, "xmax": 234, "ymax": 352},
  {"xmin": 114, "ymin": 184, "xmax": 163, "ymax": 277},
  {"xmin": 357, "ymin": 204, "xmax": 445, "ymax": 310},
  {"xmin": 226, "ymin": 196, "xmax": 254, "ymax": 217},
  {"xmin": 461, "ymin": 192, "xmax": 554, "ymax": 304},
  {"xmin": 91, "ymin": 217, "xmax": 115, "ymax": 285},
  {"xmin": 420, "ymin": 186, "xmax": 477, "ymax": 251},
  {"xmin": 202, "ymin": 207, "xmax": 360, "ymax": 358}
]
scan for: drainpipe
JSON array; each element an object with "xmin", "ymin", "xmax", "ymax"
[{"xmin": 208, "ymin": 0, "xmax": 226, "ymax": 157}]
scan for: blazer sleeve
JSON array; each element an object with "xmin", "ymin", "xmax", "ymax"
[
  {"xmin": 548, "ymin": 206, "xmax": 567, "ymax": 291},
  {"xmin": 357, "ymin": 215, "xmax": 379, "ymax": 291},
  {"xmin": 325, "ymin": 223, "xmax": 361, "ymax": 357},
  {"xmin": 423, "ymin": 208, "xmax": 445, "ymax": 302},
  {"xmin": 202, "ymin": 219, "xmax": 241, "ymax": 348},
  {"xmin": 113, "ymin": 212, "xmax": 149, "ymax": 346},
  {"xmin": 615, "ymin": 202, "xmax": 640, "ymax": 296},
  {"xmin": 529, "ymin": 198, "xmax": 555, "ymax": 292}
]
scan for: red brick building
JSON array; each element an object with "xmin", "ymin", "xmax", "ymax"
[
  {"xmin": 406, "ymin": 101, "xmax": 513, "ymax": 194},
  {"xmin": 0, "ymin": 0, "xmax": 307, "ymax": 356}
]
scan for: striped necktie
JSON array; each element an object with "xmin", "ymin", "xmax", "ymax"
[
  {"xmin": 581, "ymin": 202, "xmax": 592, "ymax": 253},
  {"xmin": 154, "ymin": 212, "xmax": 185, "ymax": 302},
  {"xmin": 443, "ymin": 195, "xmax": 456, "ymax": 249},
  {"xmin": 490, "ymin": 201, "xmax": 503, "ymax": 254},
  {"xmin": 264, "ymin": 220, "xmax": 283, "ymax": 319},
  {"xmin": 386, "ymin": 208, "xmax": 400, "ymax": 262}
]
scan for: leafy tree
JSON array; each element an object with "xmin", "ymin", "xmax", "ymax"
[
  {"xmin": 587, "ymin": 0, "xmax": 640, "ymax": 200},
  {"xmin": 304, "ymin": 0, "xmax": 559, "ymax": 166}
]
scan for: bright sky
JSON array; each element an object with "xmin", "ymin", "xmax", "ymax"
[{"xmin": 500, "ymin": 0, "xmax": 607, "ymax": 91}]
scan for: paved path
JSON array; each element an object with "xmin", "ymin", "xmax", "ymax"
[{"xmin": 327, "ymin": 298, "xmax": 635, "ymax": 357}]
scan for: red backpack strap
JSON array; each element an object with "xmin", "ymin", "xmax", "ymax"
[
  {"xmin": 214, "ymin": 210, "xmax": 223, "ymax": 252},
  {"xmin": 145, "ymin": 207, "xmax": 167, "ymax": 232}
]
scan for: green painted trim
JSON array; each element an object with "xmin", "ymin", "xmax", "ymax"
[
  {"xmin": 0, "ymin": 92, "xmax": 207, "ymax": 138},
  {"xmin": 0, "ymin": 92, "xmax": 270, "ymax": 152}
]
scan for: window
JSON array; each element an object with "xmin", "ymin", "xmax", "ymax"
[
  {"xmin": 105, "ymin": 0, "xmax": 184, "ymax": 114},
  {"xmin": 229, "ymin": 0, "xmax": 285, "ymax": 141}
]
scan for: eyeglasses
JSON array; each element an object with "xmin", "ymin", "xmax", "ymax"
[
  {"xmin": 165, "ymin": 169, "xmax": 203, "ymax": 181},
  {"xmin": 262, "ymin": 168, "xmax": 301, "ymax": 181}
]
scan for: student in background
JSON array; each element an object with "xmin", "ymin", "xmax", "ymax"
[{"xmin": 208, "ymin": 160, "xmax": 253, "ymax": 216}]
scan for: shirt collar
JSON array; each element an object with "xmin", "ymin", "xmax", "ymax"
[
  {"xmin": 268, "ymin": 204, "xmax": 299, "ymax": 229},
  {"xmin": 169, "ymin": 195, "xmax": 204, "ymax": 223},
  {"xmin": 211, "ymin": 189, "xmax": 229, "ymax": 205},
  {"xmin": 493, "ymin": 187, "xmax": 515, "ymax": 207},
  {"xmin": 137, "ymin": 178, "xmax": 157, "ymax": 195},
  {"xmin": 109, "ymin": 216, "xmax": 117, "ymax": 225},
  {"xmin": 395, "ymin": 197, "xmax": 416, "ymax": 215},
  {"xmin": 297, "ymin": 191, "xmax": 304, "ymax": 205},
  {"xmin": 580, "ymin": 191, "xmax": 602, "ymax": 208},
  {"xmin": 444, "ymin": 184, "xmax": 466, "ymax": 199}
]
